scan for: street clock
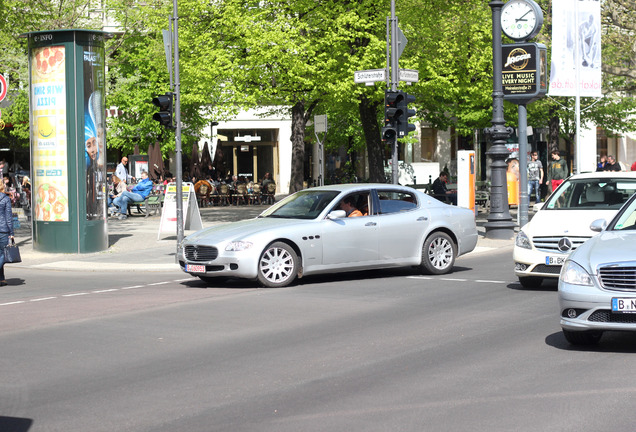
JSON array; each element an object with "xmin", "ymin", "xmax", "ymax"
[{"xmin": 500, "ymin": 0, "xmax": 543, "ymax": 42}]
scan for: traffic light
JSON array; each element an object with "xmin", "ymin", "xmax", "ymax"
[
  {"xmin": 382, "ymin": 90, "xmax": 400, "ymax": 142},
  {"xmin": 152, "ymin": 92, "xmax": 174, "ymax": 129},
  {"xmin": 398, "ymin": 92, "xmax": 416, "ymax": 137},
  {"xmin": 382, "ymin": 90, "xmax": 416, "ymax": 141}
]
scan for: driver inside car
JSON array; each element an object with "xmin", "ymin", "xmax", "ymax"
[{"xmin": 339, "ymin": 196, "xmax": 363, "ymax": 217}]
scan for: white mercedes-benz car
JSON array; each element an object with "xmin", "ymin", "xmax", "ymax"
[
  {"xmin": 179, "ymin": 184, "xmax": 478, "ymax": 288},
  {"xmin": 514, "ymin": 172, "xmax": 636, "ymax": 288}
]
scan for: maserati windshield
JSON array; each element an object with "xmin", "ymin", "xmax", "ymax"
[{"xmin": 260, "ymin": 190, "xmax": 340, "ymax": 219}]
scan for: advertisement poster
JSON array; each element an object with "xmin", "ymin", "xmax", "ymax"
[
  {"xmin": 549, "ymin": 0, "xmax": 602, "ymax": 97},
  {"xmin": 31, "ymin": 45, "xmax": 70, "ymax": 222},
  {"xmin": 134, "ymin": 161, "xmax": 149, "ymax": 179},
  {"xmin": 83, "ymin": 46, "xmax": 107, "ymax": 220},
  {"xmin": 503, "ymin": 44, "xmax": 538, "ymax": 96}
]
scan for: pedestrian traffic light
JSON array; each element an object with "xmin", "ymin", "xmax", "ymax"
[
  {"xmin": 398, "ymin": 92, "xmax": 416, "ymax": 137},
  {"xmin": 382, "ymin": 90, "xmax": 400, "ymax": 142},
  {"xmin": 152, "ymin": 92, "xmax": 174, "ymax": 129}
]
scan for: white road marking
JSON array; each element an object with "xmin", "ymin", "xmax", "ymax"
[
  {"xmin": 407, "ymin": 276, "xmax": 507, "ymax": 284},
  {"xmin": 0, "ymin": 275, "xmax": 511, "ymax": 308},
  {"xmin": 0, "ymin": 301, "xmax": 25, "ymax": 306},
  {"xmin": 0, "ymin": 278, "xmax": 195, "ymax": 308}
]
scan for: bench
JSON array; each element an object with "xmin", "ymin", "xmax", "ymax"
[
  {"xmin": 475, "ymin": 190, "xmax": 489, "ymax": 209},
  {"xmin": 127, "ymin": 186, "xmax": 164, "ymax": 218}
]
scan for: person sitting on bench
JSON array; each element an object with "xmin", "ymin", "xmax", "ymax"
[
  {"xmin": 113, "ymin": 171, "xmax": 154, "ymax": 220},
  {"xmin": 432, "ymin": 171, "xmax": 457, "ymax": 205}
]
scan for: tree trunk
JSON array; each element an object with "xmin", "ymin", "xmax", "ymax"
[
  {"xmin": 289, "ymin": 101, "xmax": 306, "ymax": 193},
  {"xmin": 358, "ymin": 95, "xmax": 385, "ymax": 182},
  {"xmin": 548, "ymin": 106, "xmax": 560, "ymax": 153}
]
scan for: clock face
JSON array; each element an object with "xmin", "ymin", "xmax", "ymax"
[{"xmin": 501, "ymin": 0, "xmax": 540, "ymax": 40}]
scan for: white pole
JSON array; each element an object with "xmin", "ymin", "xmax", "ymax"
[
  {"xmin": 173, "ymin": 0, "xmax": 184, "ymax": 248},
  {"xmin": 574, "ymin": 0, "xmax": 581, "ymax": 175}
]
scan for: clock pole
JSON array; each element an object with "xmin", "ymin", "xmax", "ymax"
[{"xmin": 484, "ymin": 0, "xmax": 516, "ymax": 240}]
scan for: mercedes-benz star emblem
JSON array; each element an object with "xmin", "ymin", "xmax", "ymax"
[{"xmin": 557, "ymin": 237, "xmax": 573, "ymax": 252}]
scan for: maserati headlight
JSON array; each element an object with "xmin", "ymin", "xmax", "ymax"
[
  {"xmin": 225, "ymin": 241, "xmax": 253, "ymax": 251},
  {"xmin": 560, "ymin": 260, "xmax": 593, "ymax": 286},
  {"xmin": 515, "ymin": 230, "xmax": 531, "ymax": 249}
]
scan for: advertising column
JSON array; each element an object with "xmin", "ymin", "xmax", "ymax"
[{"xmin": 25, "ymin": 30, "xmax": 109, "ymax": 253}]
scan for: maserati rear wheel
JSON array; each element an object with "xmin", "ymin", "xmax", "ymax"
[{"xmin": 421, "ymin": 232, "xmax": 456, "ymax": 275}]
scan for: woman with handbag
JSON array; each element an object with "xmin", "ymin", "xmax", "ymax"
[{"xmin": 0, "ymin": 182, "xmax": 15, "ymax": 286}]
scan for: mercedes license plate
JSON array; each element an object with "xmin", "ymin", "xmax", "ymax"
[
  {"xmin": 545, "ymin": 256, "xmax": 565, "ymax": 266},
  {"xmin": 186, "ymin": 264, "xmax": 205, "ymax": 273},
  {"xmin": 612, "ymin": 298, "xmax": 636, "ymax": 313}
]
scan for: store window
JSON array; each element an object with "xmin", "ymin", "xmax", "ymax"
[
  {"xmin": 597, "ymin": 127, "xmax": 608, "ymax": 161},
  {"xmin": 421, "ymin": 128, "xmax": 436, "ymax": 161}
]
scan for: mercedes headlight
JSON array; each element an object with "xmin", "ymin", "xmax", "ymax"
[
  {"xmin": 225, "ymin": 241, "xmax": 253, "ymax": 251},
  {"xmin": 515, "ymin": 230, "xmax": 531, "ymax": 249},
  {"xmin": 560, "ymin": 260, "xmax": 593, "ymax": 286}
]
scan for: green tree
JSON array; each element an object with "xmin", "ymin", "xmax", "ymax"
[{"xmin": 399, "ymin": 0, "xmax": 496, "ymax": 136}]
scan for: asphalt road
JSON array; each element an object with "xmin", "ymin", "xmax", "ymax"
[{"xmin": 2, "ymin": 246, "xmax": 636, "ymax": 432}]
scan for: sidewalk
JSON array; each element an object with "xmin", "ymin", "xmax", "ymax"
[{"xmin": 13, "ymin": 204, "xmax": 518, "ymax": 273}]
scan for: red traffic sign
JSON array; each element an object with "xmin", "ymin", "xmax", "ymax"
[{"xmin": 0, "ymin": 75, "xmax": 6, "ymax": 103}]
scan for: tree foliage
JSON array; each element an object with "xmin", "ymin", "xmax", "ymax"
[{"xmin": 1, "ymin": 0, "xmax": 635, "ymax": 178}]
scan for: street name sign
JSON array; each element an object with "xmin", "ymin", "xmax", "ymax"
[
  {"xmin": 314, "ymin": 114, "xmax": 327, "ymax": 133},
  {"xmin": 354, "ymin": 69, "xmax": 386, "ymax": 84},
  {"xmin": 399, "ymin": 69, "xmax": 419, "ymax": 83}
]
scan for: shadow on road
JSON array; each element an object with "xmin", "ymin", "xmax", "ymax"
[
  {"xmin": 546, "ymin": 330, "xmax": 636, "ymax": 353},
  {"xmin": 507, "ymin": 278, "xmax": 558, "ymax": 292},
  {"xmin": 108, "ymin": 233, "xmax": 132, "ymax": 247},
  {"xmin": 0, "ymin": 416, "xmax": 33, "ymax": 432},
  {"xmin": 180, "ymin": 266, "xmax": 481, "ymax": 290}
]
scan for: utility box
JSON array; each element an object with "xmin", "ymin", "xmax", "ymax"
[
  {"xmin": 23, "ymin": 29, "xmax": 110, "ymax": 253},
  {"xmin": 457, "ymin": 150, "xmax": 476, "ymax": 214}
]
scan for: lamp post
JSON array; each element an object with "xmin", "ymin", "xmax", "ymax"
[{"xmin": 484, "ymin": 0, "xmax": 516, "ymax": 240}]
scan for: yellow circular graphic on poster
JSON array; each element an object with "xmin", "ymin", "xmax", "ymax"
[
  {"xmin": 35, "ymin": 183, "xmax": 68, "ymax": 221},
  {"xmin": 37, "ymin": 116, "xmax": 55, "ymax": 139}
]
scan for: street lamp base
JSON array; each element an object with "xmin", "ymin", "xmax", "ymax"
[{"xmin": 484, "ymin": 220, "xmax": 517, "ymax": 240}]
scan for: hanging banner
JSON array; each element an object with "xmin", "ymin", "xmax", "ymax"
[{"xmin": 548, "ymin": 0, "xmax": 602, "ymax": 97}]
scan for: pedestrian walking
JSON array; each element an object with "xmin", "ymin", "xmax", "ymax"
[
  {"xmin": 0, "ymin": 182, "xmax": 15, "ymax": 286},
  {"xmin": 548, "ymin": 150, "xmax": 568, "ymax": 192},
  {"xmin": 116, "ymin": 156, "xmax": 134, "ymax": 184},
  {"xmin": 527, "ymin": 151, "xmax": 544, "ymax": 203}
]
